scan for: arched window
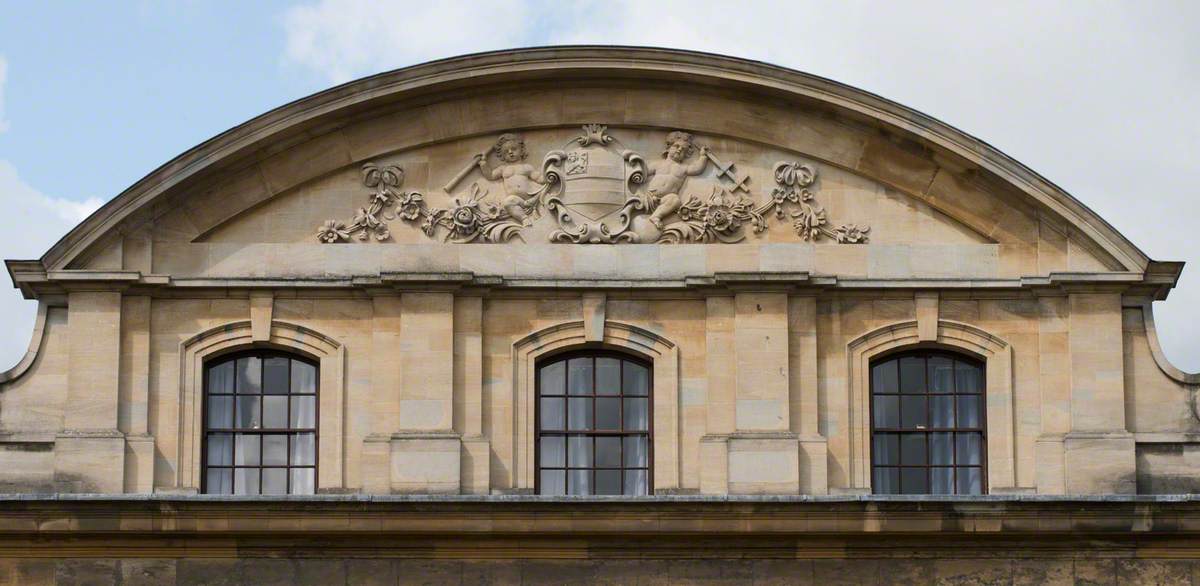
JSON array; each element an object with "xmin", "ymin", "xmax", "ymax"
[
  {"xmin": 202, "ymin": 351, "xmax": 318, "ymax": 495},
  {"xmin": 870, "ymin": 350, "xmax": 985, "ymax": 495},
  {"xmin": 536, "ymin": 351, "xmax": 652, "ymax": 496}
]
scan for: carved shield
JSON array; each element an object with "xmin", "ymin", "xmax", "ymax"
[{"xmin": 560, "ymin": 145, "xmax": 628, "ymax": 221}]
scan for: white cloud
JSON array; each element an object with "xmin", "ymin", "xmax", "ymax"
[{"xmin": 0, "ymin": 56, "xmax": 9, "ymax": 133}]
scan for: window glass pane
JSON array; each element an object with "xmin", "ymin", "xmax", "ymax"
[
  {"xmin": 595, "ymin": 470, "xmax": 621, "ymax": 495},
  {"xmin": 206, "ymin": 468, "xmax": 232, "ymax": 495},
  {"xmin": 207, "ymin": 433, "xmax": 232, "ymax": 467},
  {"xmin": 540, "ymin": 398, "xmax": 564, "ymax": 431},
  {"xmin": 871, "ymin": 361, "xmax": 898, "ymax": 394},
  {"xmin": 290, "ymin": 396, "xmax": 316, "ymax": 428},
  {"xmin": 873, "ymin": 467, "xmax": 899, "ymax": 495},
  {"xmin": 873, "ymin": 433, "xmax": 899, "ymax": 466},
  {"xmin": 873, "ymin": 395, "xmax": 899, "ymax": 428},
  {"xmin": 568, "ymin": 469, "xmax": 591, "ymax": 496},
  {"xmin": 207, "ymin": 396, "xmax": 233, "ymax": 429},
  {"xmin": 291, "ymin": 433, "xmax": 315, "ymax": 466},
  {"xmin": 236, "ymin": 357, "xmax": 261, "ymax": 394},
  {"xmin": 596, "ymin": 436, "xmax": 621, "ymax": 468},
  {"xmin": 931, "ymin": 468, "xmax": 954, "ymax": 494},
  {"xmin": 568, "ymin": 436, "xmax": 592, "ymax": 468},
  {"xmin": 928, "ymin": 356, "xmax": 954, "ymax": 393},
  {"xmin": 263, "ymin": 396, "xmax": 288, "ymax": 428},
  {"xmin": 596, "ymin": 398, "xmax": 620, "ymax": 430},
  {"xmin": 596, "ymin": 358, "xmax": 620, "ymax": 395},
  {"xmin": 956, "ymin": 433, "xmax": 983, "ymax": 466},
  {"xmin": 567, "ymin": 357, "xmax": 593, "ymax": 395},
  {"xmin": 955, "ymin": 361, "xmax": 983, "ymax": 393},
  {"xmin": 931, "ymin": 396, "xmax": 954, "ymax": 428},
  {"xmin": 235, "ymin": 468, "xmax": 260, "ymax": 495},
  {"xmin": 901, "ymin": 468, "xmax": 928, "ymax": 494},
  {"xmin": 623, "ymin": 398, "xmax": 648, "ymax": 431},
  {"xmin": 236, "ymin": 396, "xmax": 261, "ymax": 429},
  {"xmin": 899, "ymin": 356, "xmax": 926, "ymax": 394},
  {"xmin": 235, "ymin": 434, "xmax": 261, "ymax": 466},
  {"xmin": 262, "ymin": 468, "xmax": 287, "ymax": 495},
  {"xmin": 900, "ymin": 396, "xmax": 927, "ymax": 429},
  {"xmin": 567, "ymin": 398, "xmax": 592, "ymax": 431},
  {"xmin": 262, "ymin": 434, "xmax": 288, "ymax": 466},
  {"xmin": 263, "ymin": 357, "xmax": 289, "ymax": 395},
  {"xmin": 957, "ymin": 467, "xmax": 983, "ymax": 495},
  {"xmin": 900, "ymin": 433, "xmax": 927, "ymax": 465},
  {"xmin": 209, "ymin": 361, "xmax": 235, "ymax": 394},
  {"xmin": 623, "ymin": 362, "xmax": 649, "ymax": 396},
  {"xmin": 624, "ymin": 469, "xmax": 648, "ymax": 496},
  {"xmin": 540, "ymin": 470, "xmax": 565, "ymax": 496},
  {"xmin": 540, "ymin": 436, "xmax": 565, "ymax": 468},
  {"xmin": 623, "ymin": 436, "xmax": 648, "ymax": 468},
  {"xmin": 290, "ymin": 360, "xmax": 317, "ymax": 394},
  {"xmin": 930, "ymin": 433, "xmax": 953, "ymax": 465},
  {"xmin": 956, "ymin": 396, "xmax": 981, "ymax": 428},
  {"xmin": 539, "ymin": 361, "xmax": 565, "ymax": 396},
  {"xmin": 290, "ymin": 468, "xmax": 315, "ymax": 495}
]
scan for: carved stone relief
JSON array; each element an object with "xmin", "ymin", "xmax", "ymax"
[{"xmin": 316, "ymin": 125, "xmax": 869, "ymax": 244}]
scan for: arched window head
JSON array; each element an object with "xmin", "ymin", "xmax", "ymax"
[
  {"xmin": 536, "ymin": 351, "xmax": 652, "ymax": 496},
  {"xmin": 202, "ymin": 351, "xmax": 318, "ymax": 495},
  {"xmin": 870, "ymin": 350, "xmax": 985, "ymax": 495}
]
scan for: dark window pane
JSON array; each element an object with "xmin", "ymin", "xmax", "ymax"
[
  {"xmin": 624, "ymin": 469, "xmax": 648, "ymax": 496},
  {"xmin": 958, "ymin": 467, "xmax": 983, "ymax": 495},
  {"xmin": 236, "ymin": 357, "xmax": 261, "ymax": 394},
  {"xmin": 596, "ymin": 436, "xmax": 621, "ymax": 468},
  {"xmin": 930, "ymin": 432, "xmax": 953, "ymax": 465},
  {"xmin": 263, "ymin": 357, "xmax": 289, "ymax": 395},
  {"xmin": 234, "ymin": 468, "xmax": 259, "ymax": 495},
  {"xmin": 900, "ymin": 396, "xmax": 927, "ymax": 429},
  {"xmin": 956, "ymin": 433, "xmax": 983, "ymax": 466},
  {"xmin": 263, "ymin": 396, "xmax": 288, "ymax": 428},
  {"xmin": 540, "ymin": 361, "xmax": 565, "ymax": 396},
  {"xmin": 873, "ymin": 467, "xmax": 899, "ymax": 495},
  {"xmin": 262, "ymin": 434, "xmax": 288, "ymax": 466},
  {"xmin": 623, "ymin": 436, "xmax": 648, "ymax": 468},
  {"xmin": 872, "ymin": 361, "xmax": 898, "ymax": 394},
  {"xmin": 567, "ymin": 358, "xmax": 593, "ymax": 395},
  {"xmin": 235, "ymin": 396, "xmax": 261, "ymax": 429},
  {"xmin": 290, "ymin": 396, "xmax": 316, "ymax": 428},
  {"xmin": 568, "ymin": 436, "xmax": 592, "ymax": 467},
  {"xmin": 540, "ymin": 436, "xmax": 565, "ymax": 468},
  {"xmin": 873, "ymin": 395, "xmax": 899, "ymax": 428},
  {"xmin": 567, "ymin": 398, "xmax": 592, "ymax": 430},
  {"xmin": 873, "ymin": 434, "xmax": 899, "ymax": 466},
  {"xmin": 209, "ymin": 361, "xmax": 235, "ymax": 394},
  {"xmin": 206, "ymin": 468, "xmax": 232, "ymax": 495},
  {"xmin": 596, "ymin": 470, "xmax": 622, "ymax": 495},
  {"xmin": 623, "ymin": 398, "xmax": 649, "ymax": 431},
  {"xmin": 290, "ymin": 468, "xmax": 315, "ymax": 495},
  {"xmin": 931, "ymin": 396, "xmax": 954, "ymax": 428},
  {"xmin": 234, "ymin": 434, "xmax": 261, "ymax": 466},
  {"xmin": 291, "ymin": 433, "xmax": 315, "ymax": 466},
  {"xmin": 928, "ymin": 356, "xmax": 954, "ymax": 393},
  {"xmin": 207, "ymin": 433, "xmax": 232, "ymax": 467},
  {"xmin": 540, "ymin": 470, "xmax": 565, "ymax": 496},
  {"xmin": 291, "ymin": 360, "xmax": 317, "ymax": 394},
  {"xmin": 956, "ymin": 396, "xmax": 981, "ymax": 428},
  {"xmin": 262, "ymin": 468, "xmax": 287, "ymax": 495},
  {"xmin": 931, "ymin": 468, "xmax": 954, "ymax": 494},
  {"xmin": 596, "ymin": 398, "xmax": 620, "ymax": 430},
  {"xmin": 623, "ymin": 362, "xmax": 649, "ymax": 396},
  {"xmin": 540, "ymin": 398, "xmax": 564, "ymax": 431},
  {"xmin": 899, "ymin": 356, "xmax": 926, "ymax": 394},
  {"xmin": 596, "ymin": 358, "xmax": 620, "ymax": 395},
  {"xmin": 900, "ymin": 433, "xmax": 927, "ymax": 465},
  {"xmin": 901, "ymin": 468, "xmax": 928, "ymax": 494},
  {"xmin": 568, "ymin": 469, "xmax": 591, "ymax": 495},
  {"xmin": 207, "ymin": 396, "xmax": 233, "ymax": 429},
  {"xmin": 956, "ymin": 361, "xmax": 983, "ymax": 393}
]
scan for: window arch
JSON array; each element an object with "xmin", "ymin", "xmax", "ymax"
[
  {"xmin": 535, "ymin": 350, "xmax": 652, "ymax": 496},
  {"xmin": 870, "ymin": 350, "xmax": 986, "ymax": 495},
  {"xmin": 202, "ymin": 350, "xmax": 318, "ymax": 495}
]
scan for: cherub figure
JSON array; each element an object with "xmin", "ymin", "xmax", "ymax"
[
  {"xmin": 646, "ymin": 131, "xmax": 709, "ymax": 229},
  {"xmin": 477, "ymin": 133, "xmax": 545, "ymax": 225}
]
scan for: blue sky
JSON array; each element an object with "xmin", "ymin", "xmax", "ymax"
[{"xmin": 0, "ymin": 1, "xmax": 1197, "ymax": 371}]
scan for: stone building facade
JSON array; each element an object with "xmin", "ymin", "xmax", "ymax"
[{"xmin": 0, "ymin": 48, "xmax": 1198, "ymax": 583}]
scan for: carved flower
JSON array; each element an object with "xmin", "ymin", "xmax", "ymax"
[
  {"xmin": 705, "ymin": 205, "xmax": 735, "ymax": 233},
  {"xmin": 834, "ymin": 224, "xmax": 869, "ymax": 243},
  {"xmin": 396, "ymin": 191, "xmax": 425, "ymax": 221},
  {"xmin": 774, "ymin": 161, "xmax": 816, "ymax": 188},
  {"xmin": 316, "ymin": 220, "xmax": 350, "ymax": 243},
  {"xmin": 450, "ymin": 201, "xmax": 482, "ymax": 237},
  {"xmin": 791, "ymin": 204, "xmax": 827, "ymax": 241}
]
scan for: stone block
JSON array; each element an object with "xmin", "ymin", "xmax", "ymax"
[
  {"xmin": 699, "ymin": 436, "xmax": 728, "ymax": 495},
  {"xmin": 1063, "ymin": 432, "xmax": 1135, "ymax": 494},
  {"xmin": 727, "ymin": 435, "xmax": 799, "ymax": 494},
  {"xmin": 54, "ymin": 433, "xmax": 125, "ymax": 493},
  {"xmin": 390, "ymin": 434, "xmax": 462, "ymax": 494},
  {"xmin": 461, "ymin": 437, "xmax": 491, "ymax": 495}
]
